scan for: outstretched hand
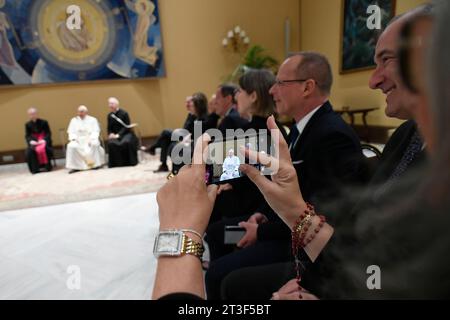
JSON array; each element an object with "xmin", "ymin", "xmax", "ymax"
[{"xmin": 239, "ymin": 116, "xmax": 307, "ymax": 229}]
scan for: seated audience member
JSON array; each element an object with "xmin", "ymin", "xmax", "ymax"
[
  {"xmin": 203, "ymin": 93, "xmax": 227, "ymax": 132},
  {"xmin": 211, "ymin": 83, "xmax": 247, "ymax": 134},
  {"xmin": 220, "ymin": 4, "xmax": 434, "ymax": 300},
  {"xmin": 220, "ymin": 149, "xmax": 240, "ymax": 181},
  {"xmin": 205, "ymin": 52, "xmax": 365, "ymax": 299},
  {"xmin": 106, "ymin": 97, "xmax": 139, "ymax": 168},
  {"xmin": 65, "ymin": 105, "xmax": 105, "ymax": 174},
  {"xmin": 144, "ymin": 92, "xmax": 209, "ymax": 173},
  {"xmin": 25, "ymin": 107, "xmax": 53, "ymax": 174}
]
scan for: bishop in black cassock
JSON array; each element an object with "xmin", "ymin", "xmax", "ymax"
[{"xmin": 24, "ymin": 108, "xmax": 53, "ymax": 174}]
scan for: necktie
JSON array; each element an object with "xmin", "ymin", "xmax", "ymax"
[
  {"xmin": 389, "ymin": 130, "xmax": 423, "ymax": 180},
  {"xmin": 372, "ymin": 130, "xmax": 423, "ymax": 202},
  {"xmin": 289, "ymin": 125, "xmax": 300, "ymax": 151}
]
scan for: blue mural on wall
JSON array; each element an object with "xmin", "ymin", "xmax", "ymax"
[{"xmin": 0, "ymin": 0, "xmax": 165, "ymax": 86}]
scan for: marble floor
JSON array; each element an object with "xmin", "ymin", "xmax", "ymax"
[{"xmin": 0, "ymin": 192, "xmax": 160, "ymax": 300}]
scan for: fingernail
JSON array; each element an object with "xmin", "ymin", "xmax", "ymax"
[{"xmin": 298, "ymin": 293, "xmax": 303, "ymax": 299}]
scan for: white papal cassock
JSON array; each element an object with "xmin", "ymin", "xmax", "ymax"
[
  {"xmin": 220, "ymin": 155, "xmax": 241, "ymax": 181},
  {"xmin": 66, "ymin": 115, "xmax": 105, "ymax": 170}
]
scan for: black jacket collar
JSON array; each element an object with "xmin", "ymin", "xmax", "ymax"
[{"xmin": 290, "ymin": 101, "xmax": 333, "ymax": 157}]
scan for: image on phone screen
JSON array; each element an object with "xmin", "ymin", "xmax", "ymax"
[{"xmin": 205, "ymin": 133, "xmax": 273, "ymax": 185}]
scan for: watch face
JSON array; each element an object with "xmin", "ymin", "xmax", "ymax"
[{"xmin": 154, "ymin": 231, "xmax": 182, "ymax": 256}]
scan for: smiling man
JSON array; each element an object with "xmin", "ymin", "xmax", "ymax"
[{"xmin": 368, "ymin": 5, "xmax": 432, "ymax": 184}]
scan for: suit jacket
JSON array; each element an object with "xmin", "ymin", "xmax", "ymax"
[
  {"xmin": 289, "ymin": 101, "xmax": 364, "ymax": 204},
  {"xmin": 370, "ymin": 120, "xmax": 426, "ymax": 185},
  {"xmin": 107, "ymin": 108, "xmax": 133, "ymax": 138},
  {"xmin": 181, "ymin": 113, "xmax": 197, "ymax": 136},
  {"xmin": 257, "ymin": 101, "xmax": 365, "ymax": 241},
  {"xmin": 218, "ymin": 107, "xmax": 248, "ymax": 135},
  {"xmin": 203, "ymin": 113, "xmax": 220, "ymax": 132}
]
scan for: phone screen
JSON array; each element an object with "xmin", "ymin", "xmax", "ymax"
[
  {"xmin": 224, "ymin": 226, "xmax": 246, "ymax": 245},
  {"xmin": 205, "ymin": 133, "xmax": 272, "ymax": 185}
]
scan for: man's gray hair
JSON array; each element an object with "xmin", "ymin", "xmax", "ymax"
[
  {"xmin": 388, "ymin": 3, "xmax": 435, "ymax": 26},
  {"xmin": 288, "ymin": 51, "xmax": 333, "ymax": 95}
]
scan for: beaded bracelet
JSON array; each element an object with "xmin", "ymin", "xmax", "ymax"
[{"xmin": 291, "ymin": 203, "xmax": 327, "ymax": 295}]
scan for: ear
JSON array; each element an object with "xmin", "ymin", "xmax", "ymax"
[
  {"xmin": 249, "ymin": 91, "xmax": 258, "ymax": 104},
  {"xmin": 302, "ymin": 79, "xmax": 316, "ymax": 97}
]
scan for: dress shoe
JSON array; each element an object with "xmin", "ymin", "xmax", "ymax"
[
  {"xmin": 148, "ymin": 146, "xmax": 156, "ymax": 156},
  {"xmin": 153, "ymin": 164, "xmax": 169, "ymax": 173}
]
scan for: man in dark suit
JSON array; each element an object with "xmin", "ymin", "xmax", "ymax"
[
  {"xmin": 106, "ymin": 97, "xmax": 138, "ymax": 168},
  {"xmin": 205, "ymin": 52, "xmax": 365, "ymax": 299},
  {"xmin": 370, "ymin": 120, "xmax": 425, "ymax": 185},
  {"xmin": 25, "ymin": 107, "xmax": 53, "ymax": 174},
  {"xmin": 367, "ymin": 10, "xmax": 427, "ymax": 185},
  {"xmin": 208, "ymin": 83, "xmax": 247, "ymax": 136}
]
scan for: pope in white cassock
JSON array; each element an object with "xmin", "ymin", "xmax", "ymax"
[
  {"xmin": 220, "ymin": 149, "xmax": 241, "ymax": 181},
  {"xmin": 66, "ymin": 105, "xmax": 105, "ymax": 173}
]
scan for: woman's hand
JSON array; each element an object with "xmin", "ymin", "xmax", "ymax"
[
  {"xmin": 239, "ymin": 116, "xmax": 307, "ymax": 229},
  {"xmin": 271, "ymin": 278, "xmax": 319, "ymax": 300},
  {"xmin": 217, "ymin": 183, "xmax": 233, "ymax": 194},
  {"xmin": 156, "ymin": 134, "xmax": 218, "ymax": 235},
  {"xmin": 153, "ymin": 134, "xmax": 218, "ymax": 300}
]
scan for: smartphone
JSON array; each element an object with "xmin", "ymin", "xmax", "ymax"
[
  {"xmin": 224, "ymin": 226, "xmax": 246, "ymax": 245},
  {"xmin": 205, "ymin": 132, "xmax": 273, "ymax": 185}
]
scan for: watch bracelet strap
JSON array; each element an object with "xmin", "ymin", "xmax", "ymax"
[{"xmin": 181, "ymin": 234, "xmax": 204, "ymax": 259}]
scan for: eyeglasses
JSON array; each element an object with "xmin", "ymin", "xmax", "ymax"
[{"xmin": 274, "ymin": 79, "xmax": 310, "ymax": 86}]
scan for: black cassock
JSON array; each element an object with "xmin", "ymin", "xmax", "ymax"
[
  {"xmin": 25, "ymin": 119, "xmax": 53, "ymax": 174},
  {"xmin": 107, "ymin": 108, "xmax": 138, "ymax": 168}
]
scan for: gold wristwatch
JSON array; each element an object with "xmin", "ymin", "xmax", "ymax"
[{"xmin": 153, "ymin": 230, "xmax": 204, "ymax": 260}]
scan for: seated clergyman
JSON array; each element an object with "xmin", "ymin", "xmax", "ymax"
[
  {"xmin": 25, "ymin": 107, "xmax": 53, "ymax": 174},
  {"xmin": 106, "ymin": 97, "xmax": 139, "ymax": 168},
  {"xmin": 66, "ymin": 105, "xmax": 105, "ymax": 174}
]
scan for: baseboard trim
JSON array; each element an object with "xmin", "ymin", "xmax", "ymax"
[{"xmin": 0, "ymin": 136, "xmax": 159, "ymax": 165}]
